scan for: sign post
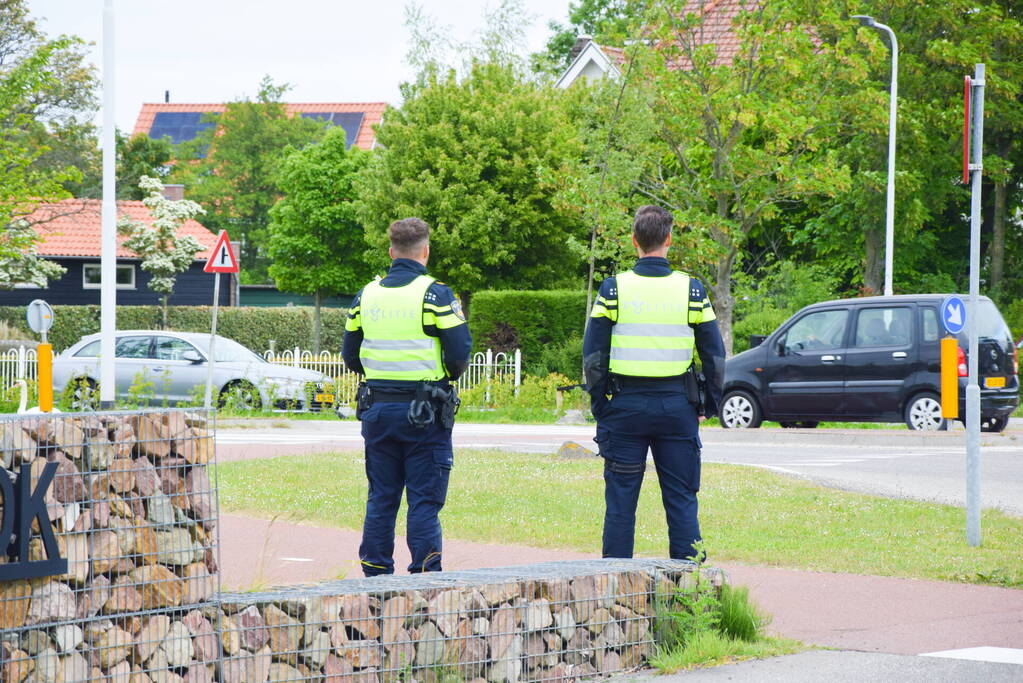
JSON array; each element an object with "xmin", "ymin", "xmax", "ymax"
[
  {"xmin": 202, "ymin": 231, "xmax": 239, "ymax": 409},
  {"xmin": 939, "ymin": 295, "xmax": 966, "ymax": 421},
  {"xmin": 964, "ymin": 64, "xmax": 985, "ymax": 547},
  {"xmin": 26, "ymin": 299, "xmax": 55, "ymax": 412}
]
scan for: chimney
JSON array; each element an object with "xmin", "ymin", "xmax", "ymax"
[
  {"xmin": 161, "ymin": 184, "xmax": 185, "ymax": 201},
  {"xmin": 164, "ymin": 90, "xmax": 170, "ymax": 103}
]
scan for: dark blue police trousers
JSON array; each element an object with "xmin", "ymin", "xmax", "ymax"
[
  {"xmin": 358, "ymin": 401, "xmax": 453, "ymax": 576},
  {"xmin": 594, "ymin": 389, "xmax": 702, "ymax": 561}
]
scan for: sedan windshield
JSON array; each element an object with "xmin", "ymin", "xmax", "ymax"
[{"xmin": 194, "ymin": 337, "xmax": 267, "ymax": 363}]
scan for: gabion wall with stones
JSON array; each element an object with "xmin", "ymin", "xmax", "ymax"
[
  {"xmin": 0, "ymin": 410, "xmax": 218, "ymax": 683},
  {"xmin": 1, "ymin": 410, "xmax": 725, "ymax": 683},
  {"xmin": 216, "ymin": 559, "xmax": 723, "ymax": 683}
]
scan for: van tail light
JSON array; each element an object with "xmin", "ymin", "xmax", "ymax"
[
  {"xmin": 957, "ymin": 346, "xmax": 968, "ymax": 377},
  {"xmin": 1014, "ymin": 345, "xmax": 1019, "ymax": 375}
]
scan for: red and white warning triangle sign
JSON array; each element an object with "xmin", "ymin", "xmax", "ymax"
[{"xmin": 203, "ymin": 230, "xmax": 239, "ymax": 273}]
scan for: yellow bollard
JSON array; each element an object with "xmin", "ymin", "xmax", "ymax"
[
  {"xmin": 38, "ymin": 342, "xmax": 53, "ymax": 412},
  {"xmin": 940, "ymin": 336, "xmax": 958, "ymax": 418}
]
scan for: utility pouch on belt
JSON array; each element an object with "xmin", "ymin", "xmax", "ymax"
[
  {"xmin": 407, "ymin": 383, "xmax": 460, "ymax": 429},
  {"xmin": 355, "ymin": 382, "xmax": 372, "ymax": 420},
  {"xmin": 684, "ymin": 366, "xmax": 707, "ymax": 417}
]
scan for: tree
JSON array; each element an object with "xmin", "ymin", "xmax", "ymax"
[
  {"xmin": 634, "ymin": 0, "xmax": 865, "ymax": 351},
  {"xmin": 268, "ymin": 127, "xmax": 372, "ymax": 352},
  {"xmin": 0, "ymin": 35, "xmax": 79, "ymax": 288},
  {"xmin": 118, "ymin": 176, "xmax": 204, "ymax": 328},
  {"xmin": 171, "ymin": 77, "xmax": 326, "ymax": 282},
  {"xmin": 117, "ymin": 131, "xmax": 173, "ymax": 200},
  {"xmin": 0, "ymin": 0, "xmax": 100, "ymax": 198},
  {"xmin": 354, "ymin": 60, "xmax": 588, "ymax": 306}
]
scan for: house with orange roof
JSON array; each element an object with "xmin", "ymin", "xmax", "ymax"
[
  {"xmin": 133, "ymin": 101, "xmax": 387, "ymax": 150},
  {"xmin": 555, "ymin": 0, "xmax": 746, "ymax": 89},
  {"xmin": 0, "ymin": 196, "xmax": 231, "ymax": 308}
]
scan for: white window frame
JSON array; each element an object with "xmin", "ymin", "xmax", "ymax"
[{"xmin": 83, "ymin": 263, "xmax": 135, "ymax": 290}]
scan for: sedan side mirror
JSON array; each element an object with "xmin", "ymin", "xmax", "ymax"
[{"xmin": 182, "ymin": 350, "xmax": 204, "ymax": 364}]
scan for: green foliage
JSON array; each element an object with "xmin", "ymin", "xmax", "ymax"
[
  {"xmin": 717, "ymin": 584, "xmax": 770, "ymax": 643},
  {"xmin": 171, "ymin": 76, "xmax": 327, "ymax": 281},
  {"xmin": 731, "ymin": 260, "xmax": 842, "ymax": 353},
  {"xmin": 0, "ymin": 305, "xmax": 348, "ymax": 353},
  {"xmin": 468, "ymin": 290, "xmax": 587, "ymax": 360},
  {"xmin": 0, "ymin": 1, "xmax": 99, "ymax": 199},
  {"xmin": 531, "ymin": 0, "xmax": 635, "ymax": 74},
  {"xmin": 355, "ymin": 61, "xmax": 588, "ymax": 297},
  {"xmin": 269, "ymin": 127, "xmax": 373, "ymax": 297},
  {"xmin": 458, "ymin": 372, "xmax": 587, "ymax": 423},
  {"xmin": 529, "ymin": 334, "xmax": 584, "ymax": 379},
  {"xmin": 1003, "ymin": 299, "xmax": 1023, "ymax": 342},
  {"xmin": 268, "ymin": 126, "xmax": 372, "ymax": 351},
  {"xmin": 116, "ymin": 131, "xmax": 173, "ymax": 199}
]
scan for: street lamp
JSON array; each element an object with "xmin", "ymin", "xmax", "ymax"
[{"xmin": 853, "ymin": 14, "xmax": 898, "ymax": 297}]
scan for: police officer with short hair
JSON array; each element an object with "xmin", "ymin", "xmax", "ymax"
[
  {"xmin": 583, "ymin": 205, "xmax": 725, "ymax": 561},
  {"xmin": 342, "ymin": 217, "xmax": 471, "ymax": 576}
]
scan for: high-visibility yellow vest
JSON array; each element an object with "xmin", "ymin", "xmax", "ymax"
[
  {"xmin": 609, "ymin": 270, "xmax": 695, "ymax": 377},
  {"xmin": 359, "ymin": 275, "xmax": 444, "ymax": 381}
]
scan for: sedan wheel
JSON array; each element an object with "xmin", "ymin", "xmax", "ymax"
[
  {"xmin": 721, "ymin": 390, "xmax": 762, "ymax": 429},
  {"xmin": 219, "ymin": 381, "xmax": 262, "ymax": 412},
  {"xmin": 904, "ymin": 393, "xmax": 947, "ymax": 431},
  {"xmin": 65, "ymin": 377, "xmax": 99, "ymax": 411}
]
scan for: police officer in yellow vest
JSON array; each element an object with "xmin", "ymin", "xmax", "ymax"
[
  {"xmin": 342, "ymin": 218, "xmax": 471, "ymax": 576},
  {"xmin": 583, "ymin": 205, "xmax": 725, "ymax": 561}
]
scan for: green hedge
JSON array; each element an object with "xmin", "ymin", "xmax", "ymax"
[
  {"xmin": 0, "ymin": 305, "xmax": 349, "ymax": 352},
  {"xmin": 469, "ymin": 290, "xmax": 588, "ymax": 363}
]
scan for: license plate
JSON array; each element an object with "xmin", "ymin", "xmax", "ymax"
[
  {"xmin": 984, "ymin": 377, "xmax": 1006, "ymax": 388},
  {"xmin": 315, "ymin": 393, "xmax": 335, "ymax": 403}
]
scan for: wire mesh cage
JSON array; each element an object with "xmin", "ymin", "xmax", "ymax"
[
  {"xmin": 216, "ymin": 559, "xmax": 723, "ymax": 683},
  {"xmin": 0, "ymin": 409, "xmax": 219, "ymax": 682}
]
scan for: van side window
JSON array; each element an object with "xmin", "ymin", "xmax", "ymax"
[
  {"xmin": 922, "ymin": 307, "xmax": 939, "ymax": 342},
  {"xmin": 781, "ymin": 309, "xmax": 848, "ymax": 353},
  {"xmin": 855, "ymin": 307, "xmax": 913, "ymax": 348}
]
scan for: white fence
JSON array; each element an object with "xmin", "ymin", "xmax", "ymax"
[
  {"xmin": 0, "ymin": 346, "xmax": 37, "ymax": 393},
  {"xmin": 263, "ymin": 347, "xmax": 521, "ymax": 402}
]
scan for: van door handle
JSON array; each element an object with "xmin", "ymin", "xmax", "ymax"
[
  {"xmin": 821, "ymin": 355, "xmax": 840, "ymax": 362},
  {"xmin": 892, "ymin": 352, "xmax": 907, "ymax": 359}
]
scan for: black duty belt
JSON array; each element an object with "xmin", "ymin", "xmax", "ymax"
[
  {"xmin": 611, "ymin": 374, "xmax": 686, "ymax": 392},
  {"xmin": 369, "ymin": 388, "xmax": 417, "ymax": 402}
]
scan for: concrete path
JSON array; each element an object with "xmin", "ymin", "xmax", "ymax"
[{"xmin": 218, "ymin": 513, "xmax": 1023, "ymax": 657}]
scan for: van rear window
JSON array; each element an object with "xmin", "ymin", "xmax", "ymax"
[{"xmin": 959, "ymin": 299, "xmax": 1012, "ymax": 345}]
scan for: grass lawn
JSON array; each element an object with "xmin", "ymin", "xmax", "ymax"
[{"xmin": 214, "ymin": 449, "xmax": 1023, "ymax": 588}]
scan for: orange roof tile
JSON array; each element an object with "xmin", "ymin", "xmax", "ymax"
[
  {"xmin": 22, "ymin": 199, "xmax": 218, "ymax": 260},
  {"xmin": 132, "ymin": 101, "xmax": 387, "ymax": 150}
]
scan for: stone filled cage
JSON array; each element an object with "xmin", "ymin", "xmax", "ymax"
[{"xmin": 0, "ymin": 409, "xmax": 218, "ymax": 682}]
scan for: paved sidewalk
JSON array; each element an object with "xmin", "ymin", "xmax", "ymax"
[{"xmin": 219, "ymin": 513, "xmax": 1023, "ymax": 656}]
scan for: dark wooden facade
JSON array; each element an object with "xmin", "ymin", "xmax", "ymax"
[{"xmin": 0, "ymin": 258, "xmax": 231, "ymax": 307}]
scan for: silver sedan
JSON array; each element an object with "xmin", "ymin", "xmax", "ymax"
[{"xmin": 52, "ymin": 330, "xmax": 335, "ymax": 411}]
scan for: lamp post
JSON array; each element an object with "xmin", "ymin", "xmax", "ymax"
[{"xmin": 853, "ymin": 14, "xmax": 898, "ymax": 297}]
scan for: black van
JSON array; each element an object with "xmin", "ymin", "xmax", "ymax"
[{"xmin": 721, "ymin": 294, "xmax": 1019, "ymax": 431}]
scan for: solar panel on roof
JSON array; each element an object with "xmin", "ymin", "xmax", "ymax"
[
  {"xmin": 149, "ymin": 112, "xmax": 216, "ymax": 145},
  {"xmin": 300, "ymin": 111, "xmax": 365, "ymax": 148}
]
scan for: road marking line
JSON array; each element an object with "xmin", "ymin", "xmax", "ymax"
[
  {"xmin": 921, "ymin": 646, "xmax": 1023, "ymax": 665},
  {"xmin": 279, "ymin": 557, "xmax": 314, "ymax": 563}
]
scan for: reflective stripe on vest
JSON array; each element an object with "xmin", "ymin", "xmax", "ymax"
[
  {"xmin": 359, "ymin": 274, "xmax": 444, "ymax": 381},
  {"xmin": 609, "ymin": 270, "xmax": 695, "ymax": 377}
]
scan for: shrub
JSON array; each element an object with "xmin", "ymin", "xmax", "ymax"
[
  {"xmin": 0, "ymin": 305, "xmax": 348, "ymax": 352},
  {"xmin": 469, "ymin": 290, "xmax": 587, "ymax": 361},
  {"xmin": 528, "ymin": 333, "xmax": 584, "ymax": 379},
  {"xmin": 1003, "ymin": 299, "xmax": 1023, "ymax": 342}
]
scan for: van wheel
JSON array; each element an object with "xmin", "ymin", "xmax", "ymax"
[
  {"xmin": 980, "ymin": 415, "xmax": 1009, "ymax": 433},
  {"xmin": 904, "ymin": 393, "xmax": 947, "ymax": 431},
  {"xmin": 780, "ymin": 421, "xmax": 819, "ymax": 429},
  {"xmin": 721, "ymin": 390, "xmax": 762, "ymax": 429}
]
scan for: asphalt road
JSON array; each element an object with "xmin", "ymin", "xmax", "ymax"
[{"xmin": 216, "ymin": 418, "xmax": 1023, "ymax": 516}]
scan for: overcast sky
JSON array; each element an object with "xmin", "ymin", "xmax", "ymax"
[{"xmin": 26, "ymin": 0, "xmax": 573, "ymax": 132}]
